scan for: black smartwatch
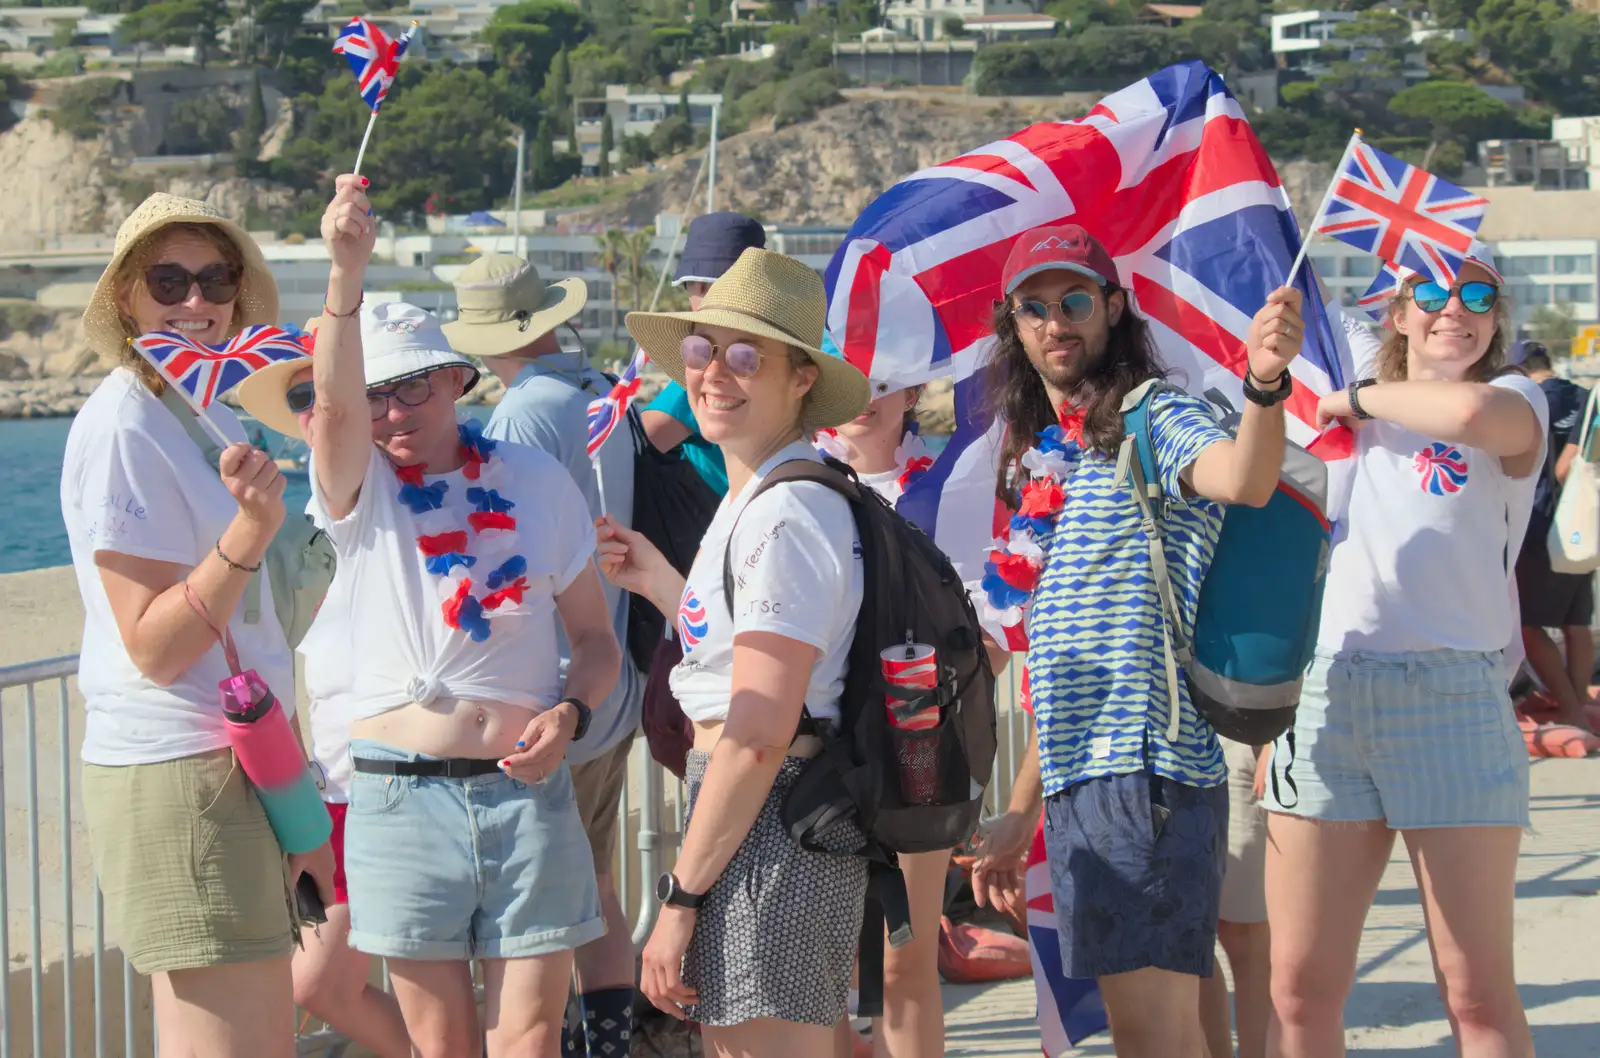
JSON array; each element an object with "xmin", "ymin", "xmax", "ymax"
[
  {"xmin": 1346, "ymin": 378, "xmax": 1378, "ymax": 420},
  {"xmin": 557, "ymin": 697, "xmax": 591, "ymax": 741},
  {"xmin": 656, "ymin": 872, "xmax": 706, "ymax": 910},
  {"xmin": 1242, "ymin": 367, "xmax": 1293, "ymax": 408}
]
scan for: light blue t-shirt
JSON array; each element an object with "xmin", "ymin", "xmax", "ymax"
[
  {"xmin": 485, "ymin": 354, "xmax": 641, "ymax": 763},
  {"xmin": 647, "ymin": 381, "xmax": 728, "ymax": 497},
  {"xmin": 1027, "ymin": 389, "xmax": 1231, "ymax": 795}
]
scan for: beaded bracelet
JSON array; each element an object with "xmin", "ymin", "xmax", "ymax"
[
  {"xmin": 215, "ymin": 541, "xmax": 261, "ymax": 574},
  {"xmin": 323, "ymin": 294, "xmax": 363, "ymax": 319}
]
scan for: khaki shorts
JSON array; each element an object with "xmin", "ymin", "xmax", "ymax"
[
  {"xmin": 569, "ymin": 733, "xmax": 634, "ymax": 878},
  {"xmin": 1219, "ymin": 736, "xmax": 1268, "ymax": 925},
  {"xmin": 84, "ymin": 749, "xmax": 295, "ymax": 974}
]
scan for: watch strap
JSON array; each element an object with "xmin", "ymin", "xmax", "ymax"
[
  {"xmin": 558, "ymin": 697, "xmax": 591, "ymax": 741},
  {"xmin": 1347, "ymin": 379, "xmax": 1378, "ymax": 420},
  {"xmin": 1242, "ymin": 367, "xmax": 1293, "ymax": 408}
]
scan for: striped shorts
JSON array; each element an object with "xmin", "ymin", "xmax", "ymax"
[{"xmin": 1261, "ymin": 648, "xmax": 1530, "ymax": 829}]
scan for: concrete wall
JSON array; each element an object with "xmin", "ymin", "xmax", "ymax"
[{"xmin": 833, "ymin": 44, "xmax": 976, "ymax": 87}]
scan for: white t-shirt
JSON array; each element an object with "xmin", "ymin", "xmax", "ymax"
[
  {"xmin": 298, "ymin": 568, "xmax": 355, "ymax": 801},
  {"xmin": 308, "ymin": 434, "xmax": 595, "ymax": 719},
  {"xmin": 1318, "ymin": 367, "xmax": 1549, "ymax": 654},
  {"xmin": 669, "ymin": 441, "xmax": 864, "ymax": 724},
  {"xmin": 61, "ymin": 368, "xmax": 295, "ymax": 766},
  {"xmin": 857, "ymin": 467, "xmax": 903, "ymax": 506}
]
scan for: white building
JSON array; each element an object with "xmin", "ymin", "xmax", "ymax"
[
  {"xmin": 572, "ymin": 86, "xmax": 724, "ymax": 173},
  {"xmin": 1552, "ymin": 116, "xmax": 1600, "ymax": 189},
  {"xmin": 1269, "ymin": 10, "xmax": 1426, "ymax": 78},
  {"xmin": 883, "ymin": 0, "xmax": 1040, "ymax": 42}
]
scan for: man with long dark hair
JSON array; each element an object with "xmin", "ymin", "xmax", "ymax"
[{"xmin": 988, "ymin": 225, "xmax": 1304, "ymax": 1058}]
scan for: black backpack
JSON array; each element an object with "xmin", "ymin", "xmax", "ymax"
[
  {"xmin": 624, "ymin": 409, "xmax": 721, "ymax": 673},
  {"xmin": 720, "ymin": 457, "xmax": 997, "ymax": 1012}
]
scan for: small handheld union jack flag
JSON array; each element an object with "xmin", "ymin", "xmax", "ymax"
[
  {"xmin": 333, "ymin": 17, "xmax": 413, "ymax": 112},
  {"xmin": 1311, "ymin": 133, "xmax": 1489, "ymax": 286},
  {"xmin": 131, "ymin": 326, "xmax": 308, "ymax": 445},
  {"xmin": 586, "ymin": 348, "xmax": 647, "ymax": 459}
]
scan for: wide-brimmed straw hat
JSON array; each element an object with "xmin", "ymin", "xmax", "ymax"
[
  {"xmin": 238, "ymin": 303, "xmax": 480, "ymax": 440},
  {"xmin": 441, "ymin": 254, "xmax": 587, "ymax": 359},
  {"xmin": 82, "ymin": 193, "xmax": 278, "ymax": 363},
  {"xmin": 626, "ymin": 248, "xmax": 869, "ymax": 430}
]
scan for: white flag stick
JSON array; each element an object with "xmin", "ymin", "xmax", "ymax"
[
  {"xmin": 1285, "ymin": 129, "xmax": 1362, "ymax": 289},
  {"xmin": 352, "ymin": 109, "xmax": 379, "ymax": 177}
]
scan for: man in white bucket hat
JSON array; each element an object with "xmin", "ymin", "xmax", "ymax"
[
  {"xmin": 240, "ymin": 175, "xmax": 622, "ymax": 1058},
  {"xmin": 442, "ymin": 251, "xmax": 643, "ymax": 1058}
]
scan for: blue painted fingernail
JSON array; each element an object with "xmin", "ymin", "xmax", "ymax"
[
  {"xmin": 366, "ymin": 207, "xmax": 374, "ymax": 216},
  {"xmin": 516, "ymin": 741, "xmax": 525, "ymax": 748}
]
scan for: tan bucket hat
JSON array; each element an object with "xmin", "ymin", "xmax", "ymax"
[
  {"xmin": 441, "ymin": 254, "xmax": 588, "ymax": 358},
  {"xmin": 82, "ymin": 193, "xmax": 278, "ymax": 362},
  {"xmin": 625, "ymin": 248, "xmax": 869, "ymax": 430}
]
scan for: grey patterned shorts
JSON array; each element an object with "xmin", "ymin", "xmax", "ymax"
[{"xmin": 682, "ymin": 749, "xmax": 868, "ymax": 1027}]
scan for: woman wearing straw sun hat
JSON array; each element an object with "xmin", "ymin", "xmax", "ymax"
[
  {"xmin": 595, "ymin": 247, "xmax": 871, "ymax": 1055},
  {"xmin": 59, "ymin": 193, "xmax": 335, "ymax": 1058}
]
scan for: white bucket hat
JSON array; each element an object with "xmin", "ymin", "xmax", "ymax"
[{"xmin": 238, "ymin": 302, "xmax": 480, "ymax": 439}]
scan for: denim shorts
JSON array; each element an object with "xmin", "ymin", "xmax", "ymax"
[
  {"xmin": 343, "ymin": 739, "xmax": 605, "ymax": 961},
  {"xmin": 1261, "ymin": 649, "xmax": 1530, "ymax": 829},
  {"xmin": 1043, "ymin": 771, "xmax": 1227, "ymax": 979}
]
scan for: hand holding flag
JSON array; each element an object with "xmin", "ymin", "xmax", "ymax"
[
  {"xmin": 332, "ymin": 17, "xmax": 418, "ymax": 175},
  {"xmin": 587, "ymin": 348, "xmax": 648, "ymax": 459}
]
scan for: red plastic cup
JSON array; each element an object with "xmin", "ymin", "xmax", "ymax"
[{"xmin": 882, "ymin": 643, "xmax": 939, "ymax": 731}]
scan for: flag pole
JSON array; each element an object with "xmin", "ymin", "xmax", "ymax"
[
  {"xmin": 1285, "ymin": 129, "xmax": 1362, "ymax": 288},
  {"xmin": 352, "ymin": 109, "xmax": 379, "ymax": 177}
]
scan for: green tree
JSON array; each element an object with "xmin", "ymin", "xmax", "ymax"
[
  {"xmin": 483, "ymin": 0, "xmax": 591, "ymax": 115},
  {"xmin": 119, "ymin": 0, "xmax": 228, "ymax": 67},
  {"xmin": 1527, "ymin": 303, "xmax": 1577, "ymax": 346},
  {"xmin": 252, "ymin": 0, "xmax": 319, "ymax": 65},
  {"xmin": 677, "ymin": 84, "xmax": 690, "ymax": 121},
  {"xmin": 598, "ymin": 111, "xmax": 614, "ymax": 176},
  {"xmin": 568, "ymin": 37, "xmax": 631, "ymax": 100},
  {"xmin": 619, "ymin": 131, "xmax": 654, "ymax": 168},
  {"xmin": 50, "ymin": 19, "xmax": 77, "ymax": 50},
  {"xmin": 239, "ymin": 66, "xmax": 268, "ymax": 163},
  {"xmin": 541, "ymin": 44, "xmax": 573, "ymax": 135},
  {"xmin": 597, "ymin": 228, "xmax": 627, "ymax": 344},
  {"xmin": 1388, "ymin": 80, "xmax": 1512, "ymax": 169},
  {"xmin": 620, "ymin": 227, "xmax": 654, "ymax": 314},
  {"xmin": 46, "ymin": 78, "xmax": 122, "ymax": 139},
  {"xmin": 942, "ymin": 15, "xmax": 967, "ymax": 37},
  {"xmin": 164, "ymin": 94, "xmax": 236, "ymax": 154}
]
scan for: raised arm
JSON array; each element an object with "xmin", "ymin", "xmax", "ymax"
[
  {"xmin": 1318, "ymin": 380, "xmax": 1544, "ymax": 473},
  {"xmin": 312, "ymin": 174, "xmax": 377, "ymax": 521},
  {"xmin": 1187, "ymin": 287, "xmax": 1304, "ymax": 507}
]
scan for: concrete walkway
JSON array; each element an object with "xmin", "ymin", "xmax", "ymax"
[{"xmin": 941, "ymin": 757, "xmax": 1600, "ymax": 1056}]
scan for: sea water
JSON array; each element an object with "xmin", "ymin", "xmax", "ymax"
[{"xmin": 1, "ymin": 416, "xmax": 952, "ymax": 574}]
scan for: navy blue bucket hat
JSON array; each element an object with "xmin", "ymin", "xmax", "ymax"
[{"xmin": 673, "ymin": 212, "xmax": 767, "ymax": 286}]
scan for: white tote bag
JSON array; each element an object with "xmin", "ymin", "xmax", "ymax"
[{"xmin": 1548, "ymin": 384, "xmax": 1600, "ymax": 573}]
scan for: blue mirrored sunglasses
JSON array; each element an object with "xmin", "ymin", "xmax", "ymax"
[{"xmin": 1410, "ymin": 280, "xmax": 1498, "ymax": 315}]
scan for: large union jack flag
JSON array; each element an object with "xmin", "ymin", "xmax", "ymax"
[
  {"xmin": 333, "ymin": 17, "xmax": 414, "ymax": 111},
  {"xmin": 131, "ymin": 325, "xmax": 307, "ymax": 409},
  {"xmin": 824, "ymin": 62, "xmax": 1356, "ymax": 644},
  {"xmin": 1315, "ymin": 137, "xmax": 1488, "ymax": 285},
  {"xmin": 586, "ymin": 348, "xmax": 647, "ymax": 459}
]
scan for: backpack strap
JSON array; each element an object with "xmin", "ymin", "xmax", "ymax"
[
  {"xmin": 1116, "ymin": 380, "xmax": 1188, "ymax": 744},
  {"xmin": 157, "ymin": 387, "xmax": 264, "ymax": 627},
  {"xmin": 719, "ymin": 458, "xmax": 860, "ymax": 740}
]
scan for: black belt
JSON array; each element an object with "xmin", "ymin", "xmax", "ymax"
[{"xmin": 353, "ymin": 756, "xmax": 503, "ymax": 779}]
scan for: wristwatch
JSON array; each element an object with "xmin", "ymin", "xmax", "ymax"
[
  {"xmin": 656, "ymin": 872, "xmax": 707, "ymax": 910},
  {"xmin": 557, "ymin": 697, "xmax": 591, "ymax": 741},
  {"xmin": 1242, "ymin": 367, "xmax": 1293, "ymax": 408},
  {"xmin": 1346, "ymin": 378, "xmax": 1379, "ymax": 420}
]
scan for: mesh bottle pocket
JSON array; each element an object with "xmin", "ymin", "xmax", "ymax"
[{"xmin": 893, "ymin": 726, "xmax": 942, "ymax": 806}]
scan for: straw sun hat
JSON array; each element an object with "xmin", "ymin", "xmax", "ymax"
[
  {"xmin": 82, "ymin": 193, "xmax": 279, "ymax": 363},
  {"xmin": 625, "ymin": 248, "xmax": 869, "ymax": 430}
]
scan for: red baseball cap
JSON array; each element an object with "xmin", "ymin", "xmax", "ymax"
[{"xmin": 1001, "ymin": 224, "xmax": 1120, "ymax": 295}]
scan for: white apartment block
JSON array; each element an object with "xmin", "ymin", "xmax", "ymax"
[
  {"xmin": 883, "ymin": 0, "xmax": 1040, "ymax": 42},
  {"xmin": 1269, "ymin": 9, "xmax": 1427, "ymax": 79}
]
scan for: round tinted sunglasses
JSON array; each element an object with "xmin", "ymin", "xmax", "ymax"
[
  {"xmin": 144, "ymin": 263, "xmax": 241, "ymax": 307},
  {"xmin": 1013, "ymin": 290, "xmax": 1097, "ymax": 326},
  {"xmin": 1410, "ymin": 280, "xmax": 1498, "ymax": 315},
  {"xmin": 681, "ymin": 334, "xmax": 765, "ymax": 379}
]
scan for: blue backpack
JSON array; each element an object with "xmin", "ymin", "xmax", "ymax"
[{"xmin": 1119, "ymin": 380, "xmax": 1331, "ymax": 745}]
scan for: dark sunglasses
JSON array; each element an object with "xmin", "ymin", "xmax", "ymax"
[
  {"xmin": 1410, "ymin": 280, "xmax": 1498, "ymax": 315},
  {"xmin": 1014, "ymin": 290, "xmax": 1097, "ymax": 326},
  {"xmin": 285, "ymin": 373, "xmax": 442, "ymax": 418},
  {"xmin": 285, "ymin": 380, "xmax": 315, "ymax": 414},
  {"xmin": 144, "ymin": 263, "xmax": 241, "ymax": 307},
  {"xmin": 681, "ymin": 334, "xmax": 765, "ymax": 379}
]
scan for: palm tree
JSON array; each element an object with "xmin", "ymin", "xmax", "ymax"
[
  {"xmin": 596, "ymin": 228, "xmax": 628, "ymax": 347},
  {"xmin": 621, "ymin": 227, "xmax": 655, "ymax": 315}
]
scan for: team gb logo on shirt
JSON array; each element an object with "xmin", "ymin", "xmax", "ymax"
[
  {"xmin": 677, "ymin": 587, "xmax": 708, "ymax": 652},
  {"xmin": 1413, "ymin": 442, "xmax": 1469, "ymax": 495}
]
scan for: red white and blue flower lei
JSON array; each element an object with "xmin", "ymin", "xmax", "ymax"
[
  {"xmin": 395, "ymin": 419, "xmax": 529, "ymax": 643},
  {"xmin": 977, "ymin": 414, "xmax": 1084, "ymax": 648},
  {"xmin": 814, "ymin": 426, "xmax": 934, "ymax": 493}
]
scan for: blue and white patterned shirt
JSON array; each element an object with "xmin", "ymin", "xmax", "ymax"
[{"xmin": 1027, "ymin": 388, "xmax": 1231, "ymax": 795}]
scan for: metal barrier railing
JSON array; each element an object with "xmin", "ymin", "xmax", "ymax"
[{"xmin": 0, "ymin": 654, "xmax": 1028, "ymax": 1056}]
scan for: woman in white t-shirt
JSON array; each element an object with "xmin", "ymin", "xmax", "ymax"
[
  {"xmin": 1262, "ymin": 252, "xmax": 1544, "ymax": 1058},
  {"xmin": 59, "ymin": 195, "xmax": 335, "ymax": 1058},
  {"xmin": 596, "ymin": 248, "xmax": 872, "ymax": 1057}
]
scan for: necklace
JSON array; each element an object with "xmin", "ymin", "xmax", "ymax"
[{"xmin": 395, "ymin": 419, "xmax": 531, "ymax": 643}]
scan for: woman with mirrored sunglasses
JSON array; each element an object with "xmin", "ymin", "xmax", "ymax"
[
  {"xmin": 61, "ymin": 194, "xmax": 332, "ymax": 1058},
  {"xmin": 1263, "ymin": 256, "xmax": 1544, "ymax": 1058}
]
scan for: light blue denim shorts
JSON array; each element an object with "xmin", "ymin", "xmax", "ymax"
[
  {"xmin": 343, "ymin": 739, "xmax": 605, "ymax": 961},
  {"xmin": 1261, "ymin": 649, "xmax": 1530, "ymax": 829}
]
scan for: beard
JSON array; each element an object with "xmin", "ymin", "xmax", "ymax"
[{"xmin": 1028, "ymin": 334, "xmax": 1110, "ymax": 399}]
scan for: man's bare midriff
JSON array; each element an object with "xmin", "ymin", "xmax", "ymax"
[
  {"xmin": 352, "ymin": 698, "xmax": 542, "ymax": 759},
  {"xmin": 692, "ymin": 719, "xmax": 822, "ymax": 758}
]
